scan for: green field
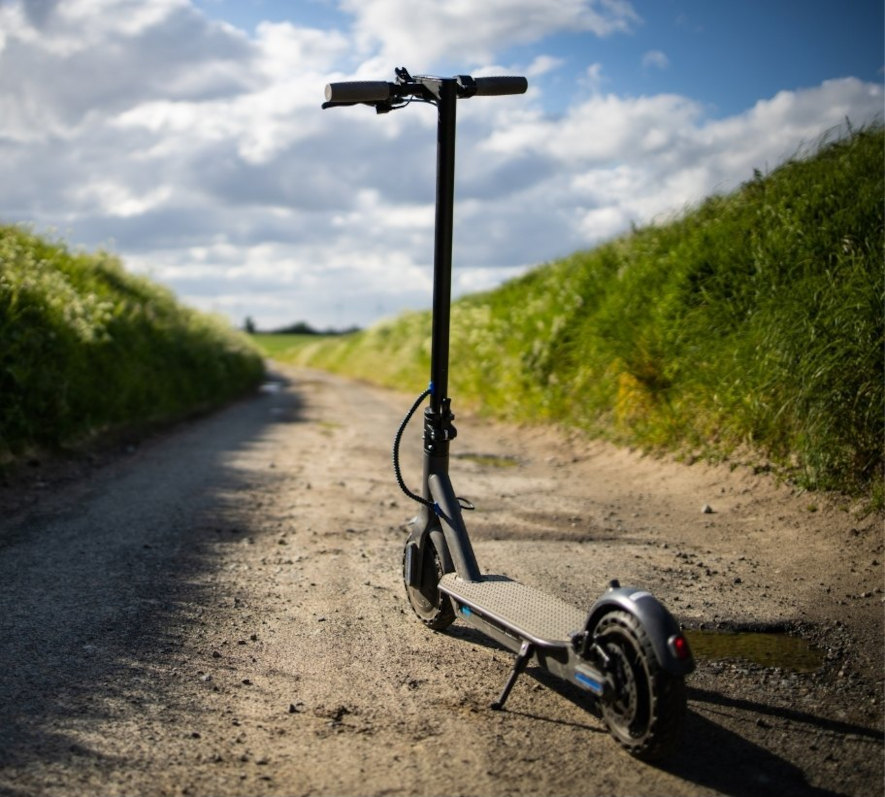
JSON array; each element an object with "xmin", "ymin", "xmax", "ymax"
[
  {"xmin": 255, "ymin": 125, "xmax": 884, "ymax": 501},
  {"xmin": 1, "ymin": 225, "xmax": 265, "ymax": 461},
  {"xmin": 250, "ymin": 333, "xmax": 319, "ymax": 360}
]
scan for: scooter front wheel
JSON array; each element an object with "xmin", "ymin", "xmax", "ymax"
[
  {"xmin": 595, "ymin": 609, "xmax": 686, "ymax": 761},
  {"xmin": 403, "ymin": 535, "xmax": 455, "ymax": 631}
]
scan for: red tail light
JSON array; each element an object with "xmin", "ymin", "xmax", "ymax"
[{"xmin": 669, "ymin": 633, "xmax": 691, "ymax": 660}]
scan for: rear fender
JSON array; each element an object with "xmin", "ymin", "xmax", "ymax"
[{"xmin": 585, "ymin": 585, "xmax": 695, "ymax": 676}]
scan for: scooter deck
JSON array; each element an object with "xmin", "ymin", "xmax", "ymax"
[{"xmin": 438, "ymin": 573, "xmax": 585, "ymax": 648}]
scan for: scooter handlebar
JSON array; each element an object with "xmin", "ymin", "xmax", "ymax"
[
  {"xmin": 323, "ymin": 73, "xmax": 528, "ymax": 109},
  {"xmin": 472, "ymin": 76, "xmax": 528, "ymax": 96},
  {"xmin": 324, "ymin": 81, "xmax": 393, "ymax": 104}
]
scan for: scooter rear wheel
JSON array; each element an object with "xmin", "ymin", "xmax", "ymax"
[
  {"xmin": 595, "ymin": 609, "xmax": 686, "ymax": 761},
  {"xmin": 403, "ymin": 535, "xmax": 455, "ymax": 631}
]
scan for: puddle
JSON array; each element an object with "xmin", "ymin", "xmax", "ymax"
[
  {"xmin": 260, "ymin": 381, "xmax": 283, "ymax": 394},
  {"xmin": 454, "ymin": 453, "xmax": 519, "ymax": 468},
  {"xmin": 684, "ymin": 629, "xmax": 824, "ymax": 673}
]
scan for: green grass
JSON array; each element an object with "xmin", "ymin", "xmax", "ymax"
[
  {"xmin": 249, "ymin": 333, "xmax": 321, "ymax": 361},
  {"xmin": 0, "ymin": 225, "xmax": 265, "ymax": 460},
  {"xmin": 264, "ymin": 124, "xmax": 884, "ymax": 499}
]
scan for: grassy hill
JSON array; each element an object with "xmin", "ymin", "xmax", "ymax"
[
  {"xmin": 0, "ymin": 226, "xmax": 265, "ymax": 461},
  {"xmin": 260, "ymin": 125, "xmax": 884, "ymax": 500}
]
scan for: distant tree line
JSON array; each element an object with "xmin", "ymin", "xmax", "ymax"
[{"xmin": 243, "ymin": 317, "xmax": 360, "ymax": 336}]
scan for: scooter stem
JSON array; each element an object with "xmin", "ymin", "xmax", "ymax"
[
  {"xmin": 422, "ymin": 77, "xmax": 482, "ymax": 582},
  {"xmin": 429, "ymin": 77, "xmax": 457, "ymax": 412}
]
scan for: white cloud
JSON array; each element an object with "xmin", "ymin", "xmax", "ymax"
[
  {"xmin": 341, "ymin": 0, "xmax": 640, "ymax": 68},
  {"xmin": 582, "ymin": 62, "xmax": 607, "ymax": 94},
  {"xmin": 2, "ymin": 0, "xmax": 185, "ymax": 57},
  {"xmin": 483, "ymin": 91, "xmax": 704, "ymax": 162},
  {"xmin": 525, "ymin": 55, "xmax": 566, "ymax": 78},
  {"xmin": 642, "ymin": 49, "xmax": 669, "ymax": 70},
  {"xmin": 0, "ymin": 0, "xmax": 881, "ymax": 332},
  {"xmin": 0, "ymin": 0, "xmax": 255, "ymax": 141},
  {"xmin": 74, "ymin": 181, "xmax": 175, "ymax": 218},
  {"xmin": 480, "ymin": 77, "xmax": 882, "ymax": 240}
]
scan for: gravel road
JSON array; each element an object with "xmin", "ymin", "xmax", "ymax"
[{"xmin": 0, "ymin": 367, "xmax": 881, "ymax": 797}]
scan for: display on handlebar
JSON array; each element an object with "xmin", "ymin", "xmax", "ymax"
[{"xmin": 322, "ymin": 68, "xmax": 527, "ymax": 111}]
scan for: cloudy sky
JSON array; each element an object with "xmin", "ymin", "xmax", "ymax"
[{"xmin": 2, "ymin": 0, "xmax": 882, "ymax": 331}]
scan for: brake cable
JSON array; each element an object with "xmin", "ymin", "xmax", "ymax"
[
  {"xmin": 392, "ymin": 389, "xmax": 476, "ymax": 513},
  {"xmin": 392, "ymin": 388, "xmax": 434, "ymax": 508}
]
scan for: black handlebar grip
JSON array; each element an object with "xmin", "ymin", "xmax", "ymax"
[
  {"xmin": 472, "ymin": 76, "xmax": 528, "ymax": 96},
  {"xmin": 324, "ymin": 81, "xmax": 392, "ymax": 103}
]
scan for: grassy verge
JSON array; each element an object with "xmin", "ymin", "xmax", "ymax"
[
  {"xmin": 258, "ymin": 125, "xmax": 884, "ymax": 501},
  {"xmin": 0, "ymin": 225, "xmax": 265, "ymax": 461}
]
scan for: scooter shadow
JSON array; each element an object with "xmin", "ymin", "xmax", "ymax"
[
  {"xmin": 660, "ymin": 701, "xmax": 851, "ymax": 797},
  {"xmin": 446, "ymin": 626, "xmax": 852, "ymax": 796}
]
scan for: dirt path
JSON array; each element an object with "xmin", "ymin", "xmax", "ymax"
[{"xmin": 0, "ymin": 367, "xmax": 881, "ymax": 797}]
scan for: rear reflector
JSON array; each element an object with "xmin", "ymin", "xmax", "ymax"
[{"xmin": 669, "ymin": 634, "xmax": 691, "ymax": 660}]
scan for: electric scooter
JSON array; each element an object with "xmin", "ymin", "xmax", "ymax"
[{"xmin": 323, "ymin": 68, "xmax": 694, "ymax": 761}]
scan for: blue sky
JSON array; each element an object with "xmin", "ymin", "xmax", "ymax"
[
  {"xmin": 1, "ymin": 0, "xmax": 882, "ymax": 329},
  {"xmin": 194, "ymin": 0, "xmax": 883, "ymax": 117}
]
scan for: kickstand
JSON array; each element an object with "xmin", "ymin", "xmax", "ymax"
[{"xmin": 491, "ymin": 641, "xmax": 534, "ymax": 711}]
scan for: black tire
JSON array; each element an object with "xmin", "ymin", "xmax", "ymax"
[
  {"xmin": 403, "ymin": 535, "xmax": 455, "ymax": 631},
  {"xmin": 595, "ymin": 609, "xmax": 686, "ymax": 761}
]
